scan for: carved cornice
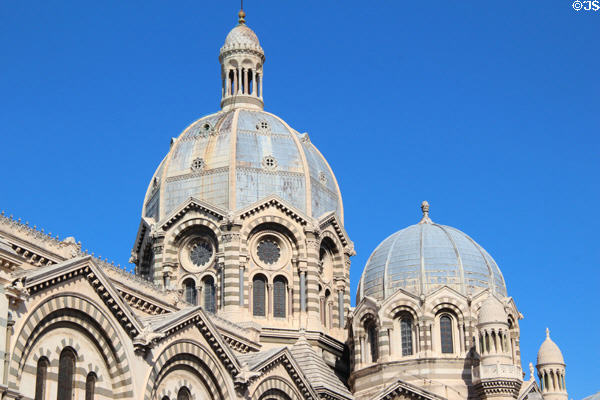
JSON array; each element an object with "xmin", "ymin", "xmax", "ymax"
[{"xmin": 238, "ymin": 197, "xmax": 309, "ymax": 225}]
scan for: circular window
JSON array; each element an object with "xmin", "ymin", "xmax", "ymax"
[
  {"xmin": 250, "ymin": 232, "xmax": 290, "ymax": 271},
  {"xmin": 190, "ymin": 240, "xmax": 213, "ymax": 267},
  {"xmin": 191, "ymin": 157, "xmax": 205, "ymax": 171},
  {"xmin": 257, "ymin": 239, "xmax": 280, "ymax": 264},
  {"xmin": 256, "ymin": 121, "xmax": 269, "ymax": 130},
  {"xmin": 180, "ymin": 236, "xmax": 215, "ymax": 273},
  {"xmin": 262, "ymin": 155, "xmax": 277, "ymax": 170}
]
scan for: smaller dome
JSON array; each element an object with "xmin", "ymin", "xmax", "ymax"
[
  {"xmin": 224, "ymin": 24, "xmax": 261, "ymax": 47},
  {"xmin": 537, "ymin": 328, "xmax": 565, "ymax": 365},
  {"xmin": 478, "ymin": 296, "xmax": 507, "ymax": 325}
]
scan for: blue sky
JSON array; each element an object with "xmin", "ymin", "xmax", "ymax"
[{"xmin": 1, "ymin": 1, "xmax": 598, "ymax": 397}]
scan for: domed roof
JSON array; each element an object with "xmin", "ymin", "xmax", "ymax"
[
  {"xmin": 357, "ymin": 202, "xmax": 506, "ymax": 302},
  {"xmin": 142, "ymin": 109, "xmax": 343, "ymax": 222},
  {"xmin": 478, "ymin": 295, "xmax": 507, "ymax": 325},
  {"xmin": 224, "ymin": 24, "xmax": 261, "ymax": 47},
  {"xmin": 537, "ymin": 328, "xmax": 565, "ymax": 365}
]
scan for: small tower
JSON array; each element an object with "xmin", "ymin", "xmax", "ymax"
[
  {"xmin": 536, "ymin": 329, "xmax": 568, "ymax": 400},
  {"xmin": 473, "ymin": 295, "xmax": 522, "ymax": 400},
  {"xmin": 219, "ymin": 8, "xmax": 265, "ymax": 111}
]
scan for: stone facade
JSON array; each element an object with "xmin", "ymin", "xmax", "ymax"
[{"xmin": 0, "ymin": 9, "xmax": 567, "ymax": 400}]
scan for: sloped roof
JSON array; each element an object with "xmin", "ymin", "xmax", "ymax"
[
  {"xmin": 238, "ymin": 346, "xmax": 286, "ymax": 370},
  {"xmin": 290, "ymin": 336, "xmax": 354, "ymax": 400}
]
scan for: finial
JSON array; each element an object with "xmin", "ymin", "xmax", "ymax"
[
  {"xmin": 238, "ymin": 0, "xmax": 246, "ymax": 25},
  {"xmin": 529, "ymin": 362, "xmax": 534, "ymax": 380},
  {"xmin": 419, "ymin": 201, "xmax": 432, "ymax": 224},
  {"xmin": 546, "ymin": 327, "xmax": 550, "ymax": 338}
]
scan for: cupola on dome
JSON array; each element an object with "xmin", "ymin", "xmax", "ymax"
[
  {"xmin": 357, "ymin": 202, "xmax": 507, "ymax": 302},
  {"xmin": 224, "ymin": 24, "xmax": 261, "ymax": 47},
  {"xmin": 141, "ymin": 10, "xmax": 343, "ymax": 223}
]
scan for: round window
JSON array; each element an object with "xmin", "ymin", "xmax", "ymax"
[
  {"xmin": 257, "ymin": 239, "xmax": 280, "ymax": 264},
  {"xmin": 190, "ymin": 240, "xmax": 213, "ymax": 267},
  {"xmin": 180, "ymin": 236, "xmax": 215, "ymax": 273}
]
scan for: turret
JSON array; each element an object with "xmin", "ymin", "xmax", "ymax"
[
  {"xmin": 472, "ymin": 295, "xmax": 522, "ymax": 400},
  {"xmin": 536, "ymin": 328, "xmax": 567, "ymax": 400},
  {"xmin": 219, "ymin": 9, "xmax": 265, "ymax": 111}
]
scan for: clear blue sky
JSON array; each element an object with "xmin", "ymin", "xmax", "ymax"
[{"xmin": 1, "ymin": 1, "xmax": 598, "ymax": 397}]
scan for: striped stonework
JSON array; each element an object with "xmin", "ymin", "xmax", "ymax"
[
  {"xmin": 251, "ymin": 376, "xmax": 303, "ymax": 400},
  {"xmin": 145, "ymin": 339, "xmax": 234, "ymax": 400},
  {"xmin": 8, "ymin": 293, "xmax": 133, "ymax": 398}
]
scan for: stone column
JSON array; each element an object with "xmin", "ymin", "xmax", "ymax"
[
  {"xmin": 239, "ymin": 265, "xmax": 244, "ymax": 306},
  {"xmin": 259, "ymin": 73, "xmax": 263, "ymax": 98},
  {"xmin": 237, "ymin": 68, "xmax": 242, "ymax": 94},
  {"xmin": 252, "ymin": 70, "xmax": 257, "ymax": 96},
  {"xmin": 244, "ymin": 68, "xmax": 249, "ymax": 94}
]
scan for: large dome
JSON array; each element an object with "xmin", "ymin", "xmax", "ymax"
[
  {"xmin": 142, "ymin": 109, "xmax": 343, "ymax": 222},
  {"xmin": 357, "ymin": 202, "xmax": 506, "ymax": 302}
]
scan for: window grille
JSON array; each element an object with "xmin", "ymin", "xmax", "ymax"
[
  {"xmin": 440, "ymin": 315, "xmax": 454, "ymax": 354},
  {"xmin": 184, "ymin": 279, "xmax": 197, "ymax": 305},
  {"xmin": 273, "ymin": 276, "xmax": 286, "ymax": 318},
  {"xmin": 203, "ymin": 277, "xmax": 216, "ymax": 313},
  {"xmin": 400, "ymin": 317, "xmax": 413, "ymax": 356},
  {"xmin": 253, "ymin": 276, "xmax": 266, "ymax": 316},
  {"xmin": 57, "ymin": 348, "xmax": 76, "ymax": 400}
]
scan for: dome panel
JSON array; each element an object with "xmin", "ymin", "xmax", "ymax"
[
  {"xmin": 358, "ymin": 212, "xmax": 508, "ymax": 302},
  {"xmin": 386, "ymin": 226, "xmax": 421, "ymax": 295},
  {"xmin": 142, "ymin": 109, "xmax": 342, "ymax": 222}
]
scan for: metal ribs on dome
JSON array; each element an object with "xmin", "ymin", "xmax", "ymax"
[
  {"xmin": 357, "ymin": 207, "xmax": 507, "ymax": 302},
  {"xmin": 142, "ymin": 109, "xmax": 343, "ymax": 223}
]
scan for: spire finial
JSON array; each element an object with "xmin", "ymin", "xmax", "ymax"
[
  {"xmin": 419, "ymin": 201, "xmax": 432, "ymax": 224},
  {"xmin": 238, "ymin": 0, "xmax": 246, "ymax": 24},
  {"xmin": 546, "ymin": 327, "xmax": 550, "ymax": 338},
  {"xmin": 529, "ymin": 362, "xmax": 535, "ymax": 380}
]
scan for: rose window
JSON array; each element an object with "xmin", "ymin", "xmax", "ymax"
[
  {"xmin": 189, "ymin": 240, "xmax": 213, "ymax": 267},
  {"xmin": 257, "ymin": 240, "xmax": 280, "ymax": 265}
]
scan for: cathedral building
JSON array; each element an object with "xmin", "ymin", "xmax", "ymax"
[{"xmin": 0, "ymin": 9, "xmax": 568, "ymax": 400}]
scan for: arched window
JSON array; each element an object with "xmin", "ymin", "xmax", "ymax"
[
  {"xmin": 203, "ymin": 276, "xmax": 216, "ymax": 313},
  {"xmin": 161, "ymin": 397, "xmax": 170, "ymax": 400},
  {"xmin": 35, "ymin": 357, "xmax": 49, "ymax": 400},
  {"xmin": 367, "ymin": 323, "xmax": 378, "ymax": 363},
  {"xmin": 177, "ymin": 387, "xmax": 191, "ymax": 400},
  {"xmin": 323, "ymin": 289, "xmax": 331, "ymax": 327},
  {"xmin": 253, "ymin": 275, "xmax": 266, "ymax": 317},
  {"xmin": 183, "ymin": 278, "xmax": 197, "ymax": 305},
  {"xmin": 400, "ymin": 317, "xmax": 413, "ymax": 356},
  {"xmin": 440, "ymin": 315, "xmax": 454, "ymax": 354},
  {"xmin": 85, "ymin": 372, "xmax": 97, "ymax": 400},
  {"xmin": 57, "ymin": 347, "xmax": 76, "ymax": 400},
  {"xmin": 273, "ymin": 276, "xmax": 287, "ymax": 318}
]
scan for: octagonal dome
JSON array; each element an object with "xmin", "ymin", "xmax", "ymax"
[
  {"xmin": 357, "ymin": 202, "xmax": 506, "ymax": 302},
  {"xmin": 142, "ymin": 109, "xmax": 343, "ymax": 222}
]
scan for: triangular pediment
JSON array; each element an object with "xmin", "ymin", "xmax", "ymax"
[
  {"xmin": 158, "ymin": 197, "xmax": 227, "ymax": 230},
  {"xmin": 139, "ymin": 306, "xmax": 242, "ymax": 377},
  {"xmin": 241, "ymin": 347, "xmax": 321, "ymax": 400},
  {"xmin": 318, "ymin": 211, "xmax": 350, "ymax": 247},
  {"xmin": 518, "ymin": 380, "xmax": 542, "ymax": 400},
  {"xmin": 426, "ymin": 285, "xmax": 469, "ymax": 303},
  {"xmin": 373, "ymin": 379, "xmax": 446, "ymax": 400},
  {"xmin": 18, "ymin": 256, "xmax": 144, "ymax": 338},
  {"xmin": 236, "ymin": 195, "xmax": 310, "ymax": 226},
  {"xmin": 351, "ymin": 295, "xmax": 380, "ymax": 322},
  {"xmin": 132, "ymin": 217, "xmax": 153, "ymax": 254}
]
